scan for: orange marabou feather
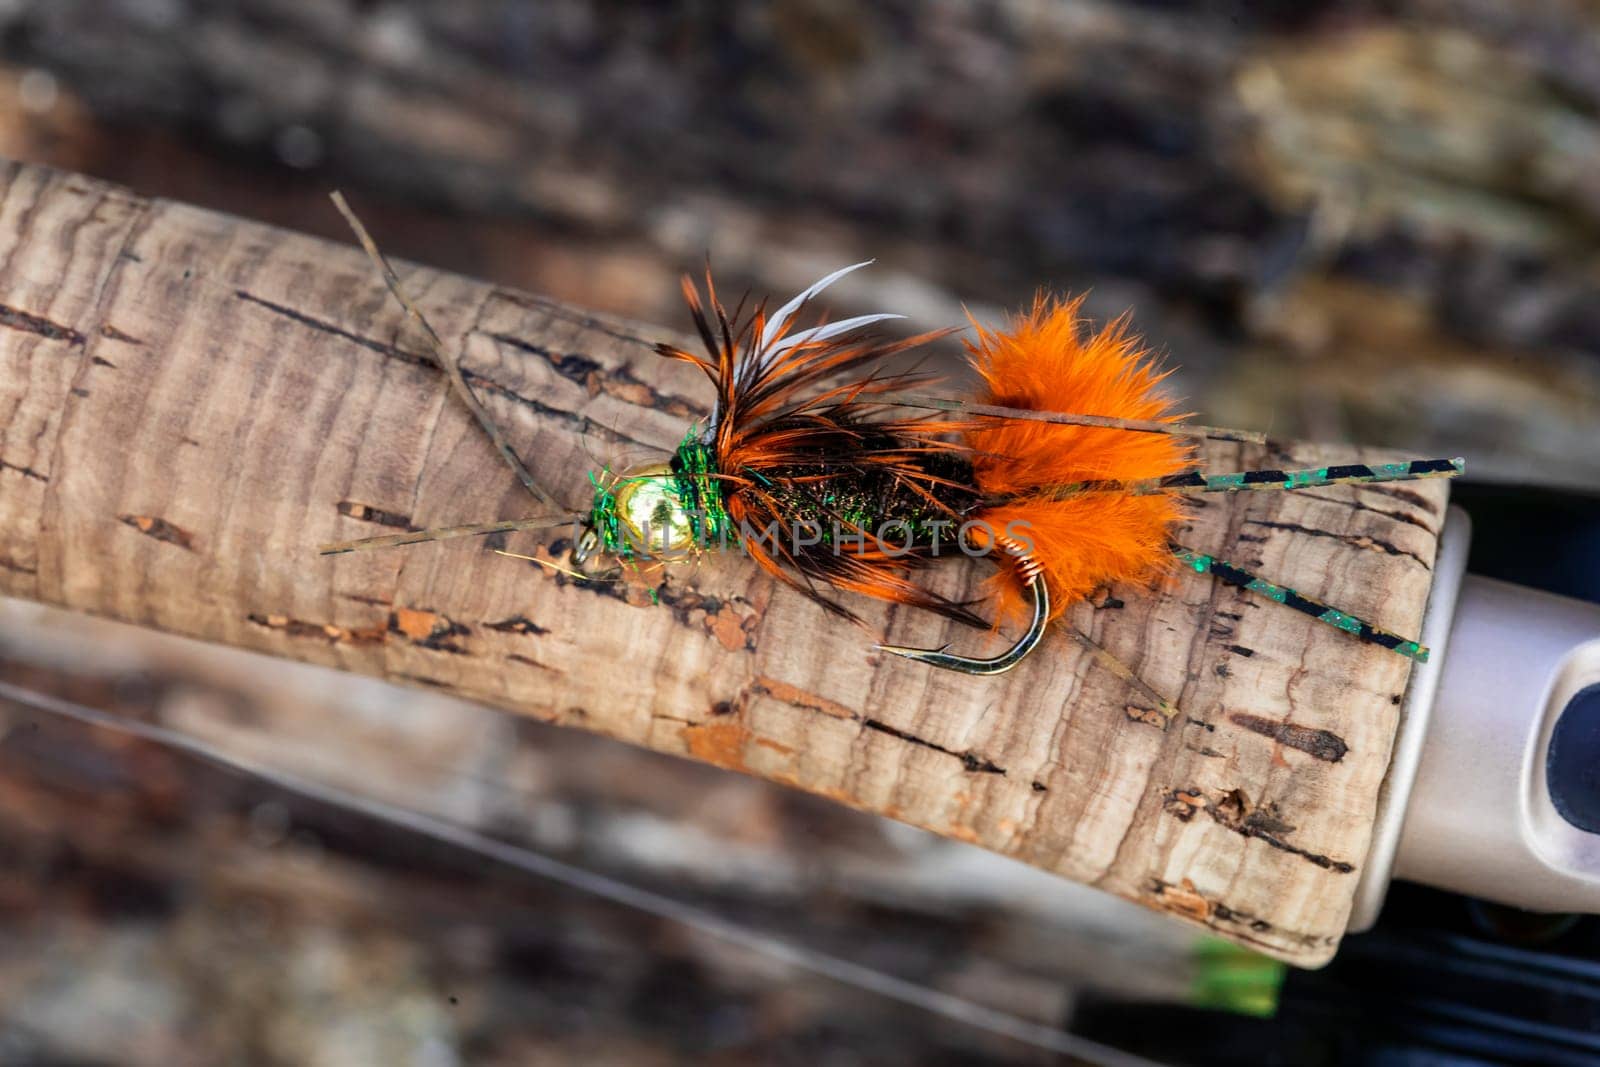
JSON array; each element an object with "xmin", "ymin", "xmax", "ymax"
[{"xmin": 965, "ymin": 294, "xmax": 1194, "ymax": 622}]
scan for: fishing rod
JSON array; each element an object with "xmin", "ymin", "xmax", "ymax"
[{"xmin": 1347, "ymin": 488, "xmax": 1600, "ymax": 930}]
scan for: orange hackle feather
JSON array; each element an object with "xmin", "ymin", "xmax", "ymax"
[{"xmin": 965, "ymin": 294, "xmax": 1194, "ymax": 623}]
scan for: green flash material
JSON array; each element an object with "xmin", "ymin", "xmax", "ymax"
[{"xmin": 585, "ymin": 431, "xmax": 731, "ymax": 559}]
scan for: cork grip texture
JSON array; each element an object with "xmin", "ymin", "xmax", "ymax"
[{"xmin": 0, "ymin": 159, "xmax": 1449, "ymax": 965}]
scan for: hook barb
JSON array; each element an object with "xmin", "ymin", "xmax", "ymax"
[{"xmin": 876, "ymin": 541, "xmax": 1051, "ymax": 675}]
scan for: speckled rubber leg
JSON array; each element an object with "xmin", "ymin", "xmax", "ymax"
[{"xmin": 1170, "ymin": 544, "xmax": 1429, "ymax": 663}]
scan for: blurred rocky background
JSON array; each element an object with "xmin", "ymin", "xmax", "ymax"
[{"xmin": 0, "ymin": 1, "xmax": 1596, "ymax": 1063}]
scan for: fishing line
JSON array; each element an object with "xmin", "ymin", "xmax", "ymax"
[{"xmin": 0, "ymin": 678, "xmax": 1167, "ymax": 1067}]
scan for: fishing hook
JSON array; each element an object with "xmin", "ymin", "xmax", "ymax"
[{"xmin": 876, "ymin": 537, "xmax": 1050, "ymax": 675}]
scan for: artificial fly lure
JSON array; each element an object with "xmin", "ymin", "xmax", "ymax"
[{"xmin": 321, "ymin": 195, "xmax": 1464, "ymax": 680}]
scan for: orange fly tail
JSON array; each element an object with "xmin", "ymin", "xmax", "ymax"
[{"xmin": 966, "ymin": 294, "xmax": 1193, "ymax": 622}]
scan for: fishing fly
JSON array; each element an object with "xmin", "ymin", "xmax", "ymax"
[{"xmin": 321, "ymin": 195, "xmax": 1463, "ymax": 680}]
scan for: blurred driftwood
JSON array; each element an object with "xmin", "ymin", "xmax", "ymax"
[{"xmin": 0, "ymin": 158, "xmax": 1449, "ymax": 965}]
